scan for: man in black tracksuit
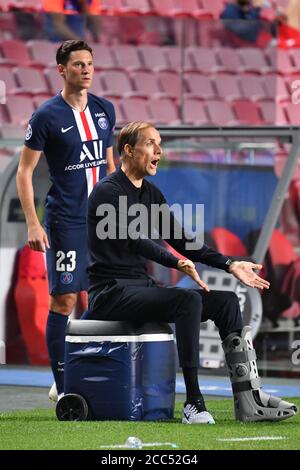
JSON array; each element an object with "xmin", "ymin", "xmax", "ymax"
[{"xmin": 86, "ymin": 121, "xmax": 270, "ymax": 424}]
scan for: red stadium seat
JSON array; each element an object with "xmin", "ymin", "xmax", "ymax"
[
  {"xmin": 183, "ymin": 98, "xmax": 211, "ymax": 125},
  {"xmin": 214, "ymin": 47, "xmax": 242, "ymax": 73},
  {"xmin": 0, "ymin": 39, "xmax": 32, "ymax": 66},
  {"xmin": 264, "ymin": 73, "xmax": 290, "ymax": 102},
  {"xmin": 0, "ymin": 105, "xmax": 10, "ymax": 125},
  {"xmin": 111, "ymin": 44, "xmax": 144, "ymax": 71},
  {"xmin": 85, "ymin": 72, "xmax": 106, "ymax": 96},
  {"xmin": 0, "ymin": 123, "xmax": 25, "ymax": 138},
  {"xmin": 131, "ymin": 71, "xmax": 173, "ymax": 98},
  {"xmin": 138, "ymin": 45, "xmax": 171, "ymax": 71},
  {"xmin": 259, "ymin": 101, "xmax": 288, "ymax": 125},
  {"xmin": 89, "ymin": 44, "xmax": 117, "ymax": 70},
  {"xmin": 213, "ymin": 73, "xmax": 242, "ymax": 101},
  {"xmin": 201, "ymin": 0, "xmax": 225, "ymax": 18},
  {"xmin": 44, "ymin": 67, "xmax": 63, "ymax": 94},
  {"xmin": 100, "ymin": 70, "xmax": 145, "ymax": 98},
  {"xmin": 167, "ymin": 0, "xmax": 213, "ymax": 19},
  {"xmin": 5, "ymin": 95, "xmax": 34, "ymax": 125},
  {"xmin": 269, "ymin": 229, "xmax": 296, "ymax": 266},
  {"xmin": 157, "ymin": 71, "xmax": 181, "ymax": 99},
  {"xmin": 206, "ymin": 100, "xmax": 238, "ymax": 125},
  {"xmin": 120, "ymin": 97, "xmax": 152, "ymax": 121},
  {"xmin": 27, "ymin": 40, "xmax": 57, "ymax": 67},
  {"xmin": 187, "ymin": 46, "xmax": 221, "ymax": 73},
  {"xmin": 109, "ymin": 98, "xmax": 126, "ymax": 124},
  {"xmin": 211, "ymin": 227, "xmax": 248, "ymax": 257},
  {"xmin": 289, "ymin": 179, "xmax": 300, "ymax": 226},
  {"xmin": 163, "ymin": 46, "xmax": 195, "ymax": 72},
  {"xmin": 0, "ymin": 65, "xmax": 18, "ymax": 94},
  {"xmin": 14, "ymin": 245, "xmax": 49, "ymax": 366},
  {"xmin": 122, "ymin": 0, "xmax": 154, "ymax": 15},
  {"xmin": 148, "ymin": 97, "xmax": 180, "ymax": 125},
  {"xmin": 13, "ymin": 66, "xmax": 49, "ymax": 95},
  {"xmin": 289, "ymin": 48, "xmax": 300, "ymax": 71},
  {"xmin": 185, "ymin": 73, "xmax": 216, "ymax": 100},
  {"xmin": 239, "ymin": 74, "xmax": 268, "ymax": 101},
  {"xmin": 150, "ymin": 0, "xmax": 186, "ymax": 17},
  {"xmin": 233, "ymin": 100, "xmax": 262, "ymax": 125},
  {"xmin": 284, "ymin": 102, "xmax": 300, "ymax": 125},
  {"xmin": 238, "ymin": 48, "xmax": 272, "ymax": 74},
  {"xmin": 32, "ymin": 94, "xmax": 52, "ymax": 109},
  {"xmin": 101, "ymin": 0, "xmax": 124, "ymax": 15},
  {"xmin": 268, "ymin": 49, "xmax": 298, "ymax": 74}
]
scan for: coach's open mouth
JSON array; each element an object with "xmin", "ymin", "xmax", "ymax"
[{"xmin": 150, "ymin": 159, "xmax": 160, "ymax": 169}]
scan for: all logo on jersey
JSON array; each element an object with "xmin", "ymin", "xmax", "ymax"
[
  {"xmin": 98, "ymin": 117, "xmax": 108, "ymax": 130},
  {"xmin": 25, "ymin": 124, "xmax": 32, "ymax": 140},
  {"xmin": 64, "ymin": 140, "xmax": 106, "ymax": 171}
]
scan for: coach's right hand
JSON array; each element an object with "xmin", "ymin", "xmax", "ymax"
[
  {"xmin": 177, "ymin": 259, "xmax": 210, "ymax": 292},
  {"xmin": 28, "ymin": 224, "xmax": 50, "ymax": 252}
]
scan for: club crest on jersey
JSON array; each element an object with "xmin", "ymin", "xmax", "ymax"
[
  {"xmin": 98, "ymin": 117, "xmax": 108, "ymax": 130},
  {"xmin": 25, "ymin": 124, "xmax": 32, "ymax": 141},
  {"xmin": 60, "ymin": 272, "xmax": 73, "ymax": 285}
]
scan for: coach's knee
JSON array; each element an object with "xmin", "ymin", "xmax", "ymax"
[
  {"xmin": 50, "ymin": 293, "xmax": 77, "ymax": 315},
  {"xmin": 222, "ymin": 291, "xmax": 240, "ymax": 308},
  {"xmin": 178, "ymin": 289, "xmax": 203, "ymax": 318}
]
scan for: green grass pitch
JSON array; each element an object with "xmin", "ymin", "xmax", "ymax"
[{"xmin": 1, "ymin": 398, "xmax": 299, "ymax": 450}]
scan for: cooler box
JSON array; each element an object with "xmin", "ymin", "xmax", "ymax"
[{"xmin": 63, "ymin": 320, "xmax": 176, "ymax": 420}]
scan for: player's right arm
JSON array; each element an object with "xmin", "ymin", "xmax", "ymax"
[{"xmin": 16, "ymin": 145, "xmax": 50, "ymax": 252}]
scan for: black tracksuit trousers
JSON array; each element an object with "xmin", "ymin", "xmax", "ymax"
[{"xmin": 88, "ymin": 279, "xmax": 243, "ymax": 368}]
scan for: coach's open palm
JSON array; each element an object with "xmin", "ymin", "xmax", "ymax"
[
  {"xmin": 177, "ymin": 259, "xmax": 210, "ymax": 292},
  {"xmin": 229, "ymin": 261, "xmax": 270, "ymax": 290}
]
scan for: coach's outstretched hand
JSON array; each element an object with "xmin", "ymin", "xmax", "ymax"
[
  {"xmin": 229, "ymin": 261, "xmax": 270, "ymax": 290},
  {"xmin": 177, "ymin": 259, "xmax": 210, "ymax": 292}
]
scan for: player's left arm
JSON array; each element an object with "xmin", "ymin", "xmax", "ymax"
[{"xmin": 106, "ymin": 146, "xmax": 116, "ymax": 175}]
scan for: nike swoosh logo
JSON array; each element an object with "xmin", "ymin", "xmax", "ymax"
[
  {"xmin": 58, "ymin": 362, "xmax": 64, "ymax": 366},
  {"xmin": 61, "ymin": 126, "xmax": 74, "ymax": 133}
]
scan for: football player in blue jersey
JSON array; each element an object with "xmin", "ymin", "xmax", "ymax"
[{"xmin": 16, "ymin": 40, "xmax": 116, "ymax": 401}]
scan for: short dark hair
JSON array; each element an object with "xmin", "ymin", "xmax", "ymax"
[
  {"xmin": 117, "ymin": 121, "xmax": 155, "ymax": 156},
  {"xmin": 56, "ymin": 40, "xmax": 93, "ymax": 65}
]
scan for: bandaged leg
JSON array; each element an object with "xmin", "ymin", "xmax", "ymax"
[{"xmin": 222, "ymin": 326, "xmax": 298, "ymax": 422}]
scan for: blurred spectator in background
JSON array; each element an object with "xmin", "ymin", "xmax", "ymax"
[
  {"xmin": 11, "ymin": 7, "xmax": 41, "ymax": 40},
  {"xmin": 278, "ymin": 0, "xmax": 300, "ymax": 48},
  {"xmin": 220, "ymin": 0, "xmax": 274, "ymax": 46},
  {"xmin": 43, "ymin": 0, "xmax": 101, "ymax": 42}
]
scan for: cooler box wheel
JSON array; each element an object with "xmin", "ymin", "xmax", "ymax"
[{"xmin": 56, "ymin": 393, "xmax": 89, "ymax": 421}]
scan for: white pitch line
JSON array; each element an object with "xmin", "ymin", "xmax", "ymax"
[{"xmin": 217, "ymin": 436, "xmax": 287, "ymax": 442}]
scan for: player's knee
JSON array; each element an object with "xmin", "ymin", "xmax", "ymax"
[{"xmin": 50, "ymin": 293, "xmax": 77, "ymax": 314}]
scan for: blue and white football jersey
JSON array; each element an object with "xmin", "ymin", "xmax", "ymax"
[{"xmin": 24, "ymin": 92, "xmax": 115, "ymax": 227}]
